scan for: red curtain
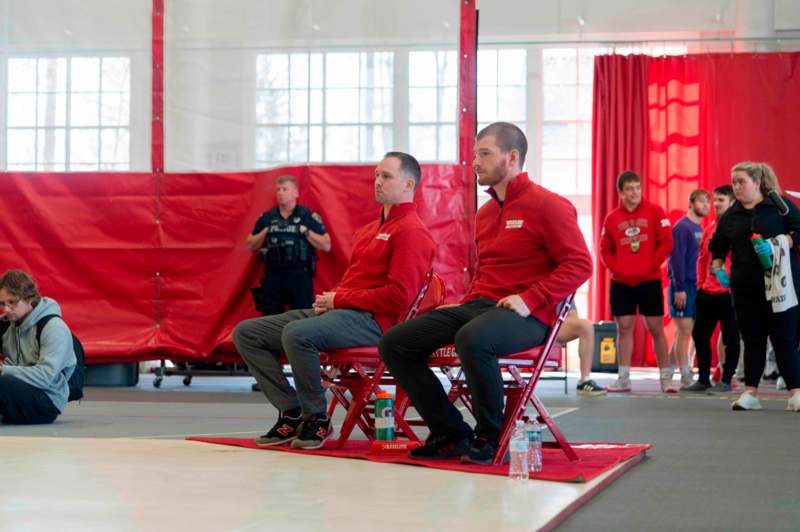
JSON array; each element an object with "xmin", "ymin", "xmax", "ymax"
[
  {"xmin": 0, "ymin": 165, "xmax": 471, "ymax": 363},
  {"xmin": 592, "ymin": 52, "xmax": 800, "ymax": 366}
]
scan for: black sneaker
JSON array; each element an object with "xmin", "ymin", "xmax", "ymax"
[
  {"xmin": 682, "ymin": 381, "xmax": 711, "ymax": 392},
  {"xmin": 461, "ymin": 436, "xmax": 499, "ymax": 465},
  {"xmin": 409, "ymin": 433, "xmax": 472, "ymax": 460},
  {"xmin": 255, "ymin": 413, "xmax": 303, "ymax": 447},
  {"xmin": 290, "ymin": 414, "xmax": 333, "ymax": 450},
  {"xmin": 576, "ymin": 379, "xmax": 608, "ymax": 396}
]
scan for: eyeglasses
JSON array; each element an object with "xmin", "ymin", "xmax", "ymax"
[{"xmin": 0, "ymin": 297, "xmax": 21, "ymax": 309}]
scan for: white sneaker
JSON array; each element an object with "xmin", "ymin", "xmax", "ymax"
[
  {"xmin": 680, "ymin": 373, "xmax": 694, "ymax": 388},
  {"xmin": 732, "ymin": 391, "xmax": 762, "ymax": 411},
  {"xmin": 607, "ymin": 376, "xmax": 632, "ymax": 392},
  {"xmin": 777, "ymin": 376, "xmax": 787, "ymax": 390},
  {"xmin": 660, "ymin": 368, "xmax": 675, "ymax": 393},
  {"xmin": 787, "ymin": 393, "xmax": 800, "ymax": 412}
]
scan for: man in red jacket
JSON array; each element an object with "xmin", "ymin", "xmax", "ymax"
[
  {"xmin": 600, "ymin": 171, "xmax": 673, "ymax": 392},
  {"xmin": 380, "ymin": 122, "xmax": 592, "ymax": 464},
  {"xmin": 234, "ymin": 152, "xmax": 436, "ymax": 450}
]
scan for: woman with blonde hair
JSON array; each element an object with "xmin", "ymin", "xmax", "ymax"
[{"xmin": 710, "ymin": 162, "xmax": 800, "ymax": 411}]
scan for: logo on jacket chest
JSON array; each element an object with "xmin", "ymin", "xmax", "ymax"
[
  {"xmin": 505, "ymin": 219, "xmax": 524, "ymax": 229},
  {"xmin": 375, "ymin": 233, "xmax": 391, "ymax": 241}
]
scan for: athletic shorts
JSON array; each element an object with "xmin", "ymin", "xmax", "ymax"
[
  {"xmin": 610, "ymin": 279, "xmax": 664, "ymax": 317},
  {"xmin": 668, "ymin": 283, "xmax": 697, "ymax": 319}
]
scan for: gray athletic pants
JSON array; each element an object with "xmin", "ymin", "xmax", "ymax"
[{"xmin": 233, "ymin": 308, "xmax": 382, "ymax": 417}]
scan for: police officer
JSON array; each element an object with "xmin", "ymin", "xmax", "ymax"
[{"xmin": 247, "ymin": 175, "xmax": 331, "ymax": 316}]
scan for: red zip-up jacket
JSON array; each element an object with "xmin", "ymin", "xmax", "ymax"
[
  {"xmin": 462, "ymin": 173, "xmax": 593, "ymax": 325},
  {"xmin": 333, "ymin": 202, "xmax": 435, "ymax": 332},
  {"xmin": 696, "ymin": 220, "xmax": 730, "ymax": 294},
  {"xmin": 600, "ymin": 199, "xmax": 673, "ymax": 286}
]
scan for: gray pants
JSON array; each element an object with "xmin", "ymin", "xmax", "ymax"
[{"xmin": 233, "ymin": 308, "xmax": 382, "ymax": 417}]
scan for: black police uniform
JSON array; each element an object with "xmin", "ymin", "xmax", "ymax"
[{"xmin": 251, "ymin": 205, "xmax": 327, "ymax": 316}]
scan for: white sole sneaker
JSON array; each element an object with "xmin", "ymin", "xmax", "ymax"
[
  {"xmin": 732, "ymin": 392, "xmax": 762, "ymax": 411},
  {"xmin": 786, "ymin": 393, "xmax": 800, "ymax": 412}
]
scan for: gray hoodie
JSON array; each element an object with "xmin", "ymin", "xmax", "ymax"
[{"xmin": 1, "ymin": 297, "xmax": 76, "ymax": 412}]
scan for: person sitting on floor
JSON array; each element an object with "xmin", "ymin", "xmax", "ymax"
[
  {"xmin": 233, "ymin": 151, "xmax": 436, "ymax": 450},
  {"xmin": 379, "ymin": 122, "xmax": 592, "ymax": 464},
  {"xmin": 0, "ymin": 270, "xmax": 76, "ymax": 425},
  {"xmin": 558, "ymin": 308, "xmax": 607, "ymax": 396}
]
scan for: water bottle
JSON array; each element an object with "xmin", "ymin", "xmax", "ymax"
[
  {"xmin": 751, "ymin": 233, "xmax": 773, "ymax": 270},
  {"xmin": 508, "ymin": 420, "xmax": 529, "ymax": 481},
  {"xmin": 374, "ymin": 390, "xmax": 394, "ymax": 441},
  {"xmin": 524, "ymin": 416, "xmax": 543, "ymax": 474}
]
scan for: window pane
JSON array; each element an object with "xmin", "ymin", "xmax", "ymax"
[
  {"xmin": 309, "ymin": 125, "xmax": 323, "ymax": 161},
  {"xmin": 359, "ymin": 125, "xmax": 391, "ymax": 161},
  {"xmin": 577, "ymin": 159, "xmax": 591, "ymax": 195},
  {"xmin": 498, "ymin": 49, "xmax": 526, "ymax": 86},
  {"xmin": 71, "ymin": 58, "xmax": 100, "ymax": 92},
  {"xmin": 497, "ymin": 86, "xmax": 526, "ymax": 122},
  {"xmin": 101, "ymin": 57, "xmax": 130, "ymax": 92},
  {"xmin": 477, "ymin": 50, "xmax": 497, "ymax": 86},
  {"xmin": 7, "ymin": 129, "xmax": 37, "ymax": 164},
  {"xmin": 256, "ymin": 90, "xmax": 289, "ymax": 124},
  {"xmin": 409, "ymin": 125, "xmax": 437, "ymax": 161},
  {"xmin": 7, "ymin": 94, "xmax": 37, "ymax": 127},
  {"xmin": 37, "ymin": 128, "xmax": 66, "ymax": 164},
  {"xmin": 577, "ymin": 122, "xmax": 591, "ymax": 157},
  {"xmin": 257, "ymin": 54, "xmax": 289, "ymax": 89},
  {"xmin": 101, "ymin": 92, "xmax": 130, "ymax": 126},
  {"xmin": 543, "ymin": 85, "xmax": 578, "ymax": 120},
  {"xmin": 37, "ymin": 93, "xmax": 67, "ymax": 127},
  {"xmin": 8, "ymin": 58, "xmax": 37, "ymax": 92},
  {"xmin": 409, "ymin": 51, "xmax": 437, "ymax": 87},
  {"xmin": 409, "ymin": 87, "xmax": 436, "ymax": 123},
  {"xmin": 101, "ymin": 128, "xmax": 129, "ymax": 164},
  {"xmin": 290, "ymin": 54, "xmax": 309, "ymax": 88},
  {"xmin": 439, "ymin": 51, "xmax": 458, "ymax": 86},
  {"xmin": 325, "ymin": 88, "xmax": 358, "ymax": 123},
  {"xmin": 477, "ymin": 86, "xmax": 497, "ymax": 123},
  {"xmin": 543, "ymin": 48, "xmax": 577, "ymax": 85},
  {"xmin": 310, "ymin": 54, "xmax": 324, "ymax": 88},
  {"xmin": 325, "ymin": 125, "xmax": 359, "ymax": 161},
  {"xmin": 289, "ymin": 89, "xmax": 309, "ymax": 123},
  {"xmin": 69, "ymin": 128, "xmax": 100, "ymax": 164},
  {"xmin": 360, "ymin": 88, "xmax": 392, "ymax": 123},
  {"xmin": 70, "ymin": 92, "xmax": 100, "ymax": 126},
  {"xmin": 541, "ymin": 159, "xmax": 577, "ymax": 195},
  {"xmin": 360, "ymin": 52, "xmax": 393, "ymax": 87},
  {"xmin": 289, "ymin": 126, "xmax": 309, "ymax": 161},
  {"xmin": 438, "ymin": 124, "xmax": 457, "ymax": 161},
  {"xmin": 439, "ymin": 87, "xmax": 457, "ymax": 122},
  {"xmin": 577, "ymin": 84, "xmax": 593, "ymax": 121},
  {"xmin": 578, "ymin": 48, "xmax": 609, "ymax": 85},
  {"xmin": 542, "ymin": 123, "xmax": 577, "ymax": 158},
  {"xmin": 38, "ymin": 58, "xmax": 67, "ymax": 92},
  {"xmin": 309, "ymin": 89, "xmax": 323, "ymax": 123},
  {"xmin": 326, "ymin": 53, "xmax": 359, "ymax": 88},
  {"xmin": 256, "ymin": 126, "xmax": 288, "ymax": 162}
]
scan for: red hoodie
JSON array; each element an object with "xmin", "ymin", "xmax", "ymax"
[
  {"xmin": 333, "ymin": 202, "xmax": 435, "ymax": 332},
  {"xmin": 463, "ymin": 173, "xmax": 593, "ymax": 325},
  {"xmin": 696, "ymin": 220, "xmax": 730, "ymax": 294},
  {"xmin": 600, "ymin": 199, "xmax": 673, "ymax": 286}
]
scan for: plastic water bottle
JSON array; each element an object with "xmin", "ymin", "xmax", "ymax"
[
  {"xmin": 751, "ymin": 233, "xmax": 773, "ymax": 270},
  {"xmin": 374, "ymin": 390, "xmax": 394, "ymax": 441},
  {"xmin": 524, "ymin": 416, "xmax": 543, "ymax": 474},
  {"xmin": 508, "ymin": 420, "xmax": 529, "ymax": 481}
]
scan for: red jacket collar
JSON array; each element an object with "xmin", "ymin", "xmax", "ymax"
[
  {"xmin": 380, "ymin": 202, "xmax": 416, "ymax": 224},
  {"xmin": 487, "ymin": 172, "xmax": 531, "ymax": 203}
]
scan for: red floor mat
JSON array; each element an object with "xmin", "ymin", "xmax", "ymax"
[{"xmin": 186, "ymin": 437, "xmax": 651, "ymax": 483}]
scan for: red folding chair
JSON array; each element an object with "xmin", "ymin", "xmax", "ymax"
[
  {"xmin": 320, "ymin": 271, "xmax": 446, "ymax": 447},
  {"xmin": 395, "ymin": 294, "xmax": 578, "ymax": 465}
]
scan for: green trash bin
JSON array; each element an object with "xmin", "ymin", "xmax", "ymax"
[{"xmin": 592, "ymin": 321, "xmax": 618, "ymax": 373}]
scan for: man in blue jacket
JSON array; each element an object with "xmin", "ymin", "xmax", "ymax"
[
  {"xmin": 0, "ymin": 270, "xmax": 76, "ymax": 424},
  {"xmin": 667, "ymin": 190, "xmax": 709, "ymax": 390}
]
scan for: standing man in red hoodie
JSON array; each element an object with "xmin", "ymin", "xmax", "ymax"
[
  {"xmin": 380, "ymin": 122, "xmax": 592, "ymax": 464},
  {"xmin": 600, "ymin": 171, "xmax": 673, "ymax": 392},
  {"xmin": 234, "ymin": 152, "xmax": 435, "ymax": 450}
]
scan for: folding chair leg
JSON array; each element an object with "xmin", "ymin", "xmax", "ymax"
[
  {"xmin": 529, "ymin": 394, "xmax": 579, "ymax": 462},
  {"xmin": 334, "ymin": 365, "xmax": 386, "ymax": 448}
]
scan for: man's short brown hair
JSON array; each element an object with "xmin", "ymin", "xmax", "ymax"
[
  {"xmin": 689, "ymin": 189, "xmax": 710, "ymax": 203},
  {"xmin": 276, "ymin": 175, "xmax": 298, "ymax": 187},
  {"xmin": 616, "ymin": 170, "xmax": 641, "ymax": 191},
  {"xmin": 477, "ymin": 122, "xmax": 528, "ymax": 169},
  {"xmin": 0, "ymin": 269, "xmax": 42, "ymax": 307}
]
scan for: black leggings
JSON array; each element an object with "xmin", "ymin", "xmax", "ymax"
[
  {"xmin": 734, "ymin": 293, "xmax": 800, "ymax": 390},
  {"xmin": 691, "ymin": 290, "xmax": 740, "ymax": 384},
  {"xmin": 379, "ymin": 298, "xmax": 548, "ymax": 440},
  {"xmin": 0, "ymin": 374, "xmax": 60, "ymax": 424}
]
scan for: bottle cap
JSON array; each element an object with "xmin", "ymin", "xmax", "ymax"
[
  {"xmin": 751, "ymin": 233, "xmax": 762, "ymax": 240},
  {"xmin": 376, "ymin": 390, "xmax": 393, "ymax": 400}
]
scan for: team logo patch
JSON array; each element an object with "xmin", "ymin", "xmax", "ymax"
[
  {"xmin": 293, "ymin": 216, "xmax": 301, "ymax": 223},
  {"xmin": 276, "ymin": 424, "xmax": 293, "ymax": 436},
  {"xmin": 505, "ymin": 219, "xmax": 524, "ymax": 229},
  {"xmin": 311, "ymin": 212, "xmax": 322, "ymax": 223},
  {"xmin": 376, "ymin": 233, "xmax": 391, "ymax": 241},
  {"xmin": 660, "ymin": 218, "xmax": 671, "ymax": 227}
]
